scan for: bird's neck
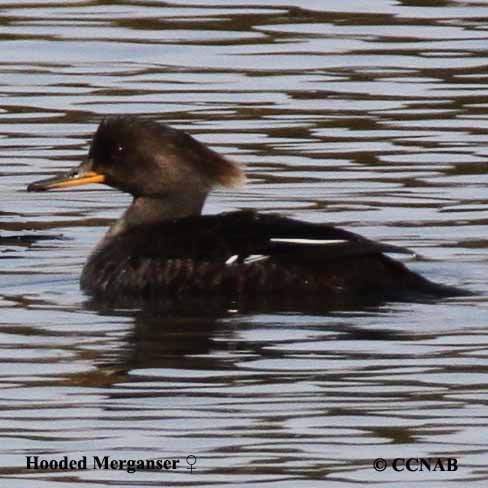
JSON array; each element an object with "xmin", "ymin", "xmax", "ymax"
[{"xmin": 109, "ymin": 193, "xmax": 207, "ymax": 237}]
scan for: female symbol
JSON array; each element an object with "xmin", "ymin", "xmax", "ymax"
[{"xmin": 186, "ymin": 455, "xmax": 197, "ymax": 473}]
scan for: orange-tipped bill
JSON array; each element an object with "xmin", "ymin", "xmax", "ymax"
[{"xmin": 27, "ymin": 163, "xmax": 105, "ymax": 192}]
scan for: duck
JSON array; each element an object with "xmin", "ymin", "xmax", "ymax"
[{"xmin": 27, "ymin": 116, "xmax": 464, "ymax": 307}]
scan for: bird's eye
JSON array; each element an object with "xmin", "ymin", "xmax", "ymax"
[{"xmin": 112, "ymin": 144, "xmax": 126, "ymax": 161}]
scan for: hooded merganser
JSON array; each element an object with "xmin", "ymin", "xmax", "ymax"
[{"xmin": 27, "ymin": 116, "xmax": 463, "ymax": 305}]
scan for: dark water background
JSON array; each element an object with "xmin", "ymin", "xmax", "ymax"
[{"xmin": 1, "ymin": 0, "xmax": 488, "ymax": 485}]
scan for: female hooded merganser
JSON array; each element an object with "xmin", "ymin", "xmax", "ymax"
[{"xmin": 27, "ymin": 117, "xmax": 463, "ymax": 306}]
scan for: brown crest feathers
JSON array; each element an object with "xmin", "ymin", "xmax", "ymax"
[{"xmin": 174, "ymin": 128, "xmax": 246, "ymax": 188}]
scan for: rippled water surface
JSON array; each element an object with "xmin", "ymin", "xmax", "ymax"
[{"xmin": 1, "ymin": 0, "xmax": 488, "ymax": 486}]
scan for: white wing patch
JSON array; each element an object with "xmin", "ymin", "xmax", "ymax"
[
  {"xmin": 225, "ymin": 254, "xmax": 270, "ymax": 266},
  {"xmin": 225, "ymin": 254, "xmax": 239, "ymax": 265},
  {"xmin": 243, "ymin": 254, "xmax": 269, "ymax": 264},
  {"xmin": 224, "ymin": 239, "xmax": 350, "ymax": 267},
  {"xmin": 270, "ymin": 238, "xmax": 348, "ymax": 245}
]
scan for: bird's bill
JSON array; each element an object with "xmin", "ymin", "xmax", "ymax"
[{"xmin": 27, "ymin": 160, "xmax": 105, "ymax": 192}]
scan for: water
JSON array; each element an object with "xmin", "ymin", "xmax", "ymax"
[{"xmin": 1, "ymin": 0, "xmax": 488, "ymax": 486}]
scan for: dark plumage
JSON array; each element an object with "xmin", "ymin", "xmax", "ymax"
[
  {"xmin": 27, "ymin": 116, "xmax": 464, "ymax": 307},
  {"xmin": 81, "ymin": 210, "xmax": 458, "ymax": 301}
]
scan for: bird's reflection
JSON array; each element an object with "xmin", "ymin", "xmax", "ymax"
[{"xmin": 81, "ymin": 289, "xmax": 438, "ymax": 376}]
